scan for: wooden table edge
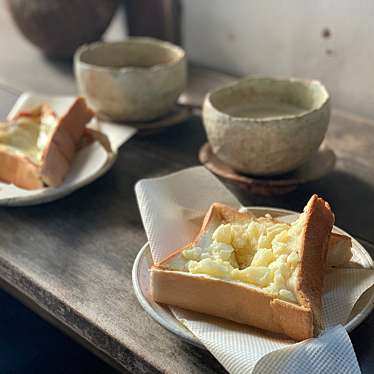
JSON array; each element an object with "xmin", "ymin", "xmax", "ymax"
[{"xmin": 0, "ymin": 256, "xmax": 162, "ymax": 373}]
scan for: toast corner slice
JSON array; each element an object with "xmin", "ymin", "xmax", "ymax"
[
  {"xmin": 151, "ymin": 195, "xmax": 335, "ymax": 341},
  {"xmin": 296, "ymin": 194, "xmax": 335, "ymax": 333},
  {"xmin": 40, "ymin": 97, "xmax": 95, "ymax": 187},
  {"xmin": 0, "ymin": 97, "xmax": 95, "ymax": 189}
]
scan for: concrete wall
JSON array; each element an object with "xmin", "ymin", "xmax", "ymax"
[{"xmin": 182, "ymin": 0, "xmax": 374, "ymax": 118}]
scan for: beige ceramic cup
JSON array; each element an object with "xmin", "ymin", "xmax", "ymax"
[
  {"xmin": 74, "ymin": 37, "xmax": 186, "ymax": 122},
  {"xmin": 203, "ymin": 77, "xmax": 330, "ymax": 176}
]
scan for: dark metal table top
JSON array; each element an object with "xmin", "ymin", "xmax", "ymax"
[{"xmin": 0, "ymin": 5, "xmax": 373, "ymax": 373}]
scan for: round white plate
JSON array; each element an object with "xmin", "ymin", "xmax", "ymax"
[
  {"xmin": 132, "ymin": 207, "xmax": 374, "ymax": 349},
  {"xmin": 0, "ymin": 151, "xmax": 117, "ymax": 207}
]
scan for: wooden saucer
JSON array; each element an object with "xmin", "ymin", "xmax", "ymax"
[
  {"xmin": 116, "ymin": 104, "xmax": 193, "ymax": 136},
  {"xmin": 199, "ymin": 143, "xmax": 336, "ymax": 195}
]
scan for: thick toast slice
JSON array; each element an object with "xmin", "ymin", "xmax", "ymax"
[
  {"xmin": 0, "ymin": 97, "xmax": 94, "ymax": 189},
  {"xmin": 151, "ymin": 195, "xmax": 335, "ymax": 340}
]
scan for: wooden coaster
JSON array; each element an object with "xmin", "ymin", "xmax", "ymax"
[
  {"xmin": 199, "ymin": 143, "xmax": 336, "ymax": 196},
  {"xmin": 121, "ymin": 104, "xmax": 193, "ymax": 136}
]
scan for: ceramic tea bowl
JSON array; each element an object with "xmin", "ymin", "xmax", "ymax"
[
  {"xmin": 75, "ymin": 37, "xmax": 187, "ymax": 122},
  {"xmin": 202, "ymin": 77, "xmax": 330, "ymax": 176}
]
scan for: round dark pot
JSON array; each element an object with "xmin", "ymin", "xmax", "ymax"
[{"xmin": 8, "ymin": 0, "xmax": 119, "ymax": 58}]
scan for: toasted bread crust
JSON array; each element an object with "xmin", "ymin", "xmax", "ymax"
[
  {"xmin": 0, "ymin": 147, "xmax": 43, "ymax": 189},
  {"xmin": 151, "ymin": 269, "xmax": 313, "ymax": 340},
  {"xmin": 40, "ymin": 97, "xmax": 94, "ymax": 187},
  {"xmin": 151, "ymin": 195, "xmax": 334, "ymax": 341},
  {"xmin": 296, "ymin": 195, "xmax": 334, "ymax": 333},
  {"xmin": 0, "ymin": 97, "xmax": 94, "ymax": 189},
  {"xmin": 327, "ymin": 233, "xmax": 352, "ymax": 267}
]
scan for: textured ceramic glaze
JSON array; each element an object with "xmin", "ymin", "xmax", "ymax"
[
  {"xmin": 203, "ymin": 77, "xmax": 330, "ymax": 175},
  {"xmin": 74, "ymin": 38, "xmax": 187, "ymax": 122}
]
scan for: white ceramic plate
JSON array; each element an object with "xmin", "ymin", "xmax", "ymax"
[
  {"xmin": 132, "ymin": 207, "xmax": 374, "ymax": 349},
  {"xmin": 0, "ymin": 93, "xmax": 136, "ymax": 206}
]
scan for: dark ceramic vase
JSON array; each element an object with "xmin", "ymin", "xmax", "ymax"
[
  {"xmin": 7, "ymin": 0, "xmax": 119, "ymax": 58},
  {"xmin": 124, "ymin": 0, "xmax": 182, "ymax": 45}
]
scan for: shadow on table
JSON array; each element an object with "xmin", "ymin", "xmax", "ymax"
[
  {"xmin": 178, "ymin": 340, "xmax": 227, "ymax": 374},
  {"xmin": 229, "ymin": 169, "xmax": 374, "ymax": 244},
  {"xmin": 0, "ymin": 287, "xmax": 118, "ymax": 374},
  {"xmin": 350, "ymin": 310, "xmax": 374, "ymax": 370}
]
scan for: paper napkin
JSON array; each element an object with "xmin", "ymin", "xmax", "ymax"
[{"xmin": 135, "ymin": 166, "xmax": 374, "ymax": 374}]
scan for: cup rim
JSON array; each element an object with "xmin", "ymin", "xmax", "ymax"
[
  {"xmin": 74, "ymin": 37, "xmax": 186, "ymax": 74},
  {"xmin": 204, "ymin": 76, "xmax": 330, "ymax": 123}
]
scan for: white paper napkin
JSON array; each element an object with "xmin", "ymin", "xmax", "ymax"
[
  {"xmin": 136, "ymin": 166, "xmax": 241, "ymax": 264},
  {"xmin": 135, "ymin": 166, "xmax": 374, "ymax": 374}
]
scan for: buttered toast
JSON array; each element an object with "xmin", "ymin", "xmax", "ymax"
[
  {"xmin": 0, "ymin": 97, "xmax": 94, "ymax": 189},
  {"xmin": 151, "ymin": 195, "xmax": 335, "ymax": 341}
]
